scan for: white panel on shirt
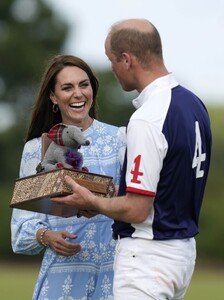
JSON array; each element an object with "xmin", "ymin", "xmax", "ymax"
[{"xmin": 126, "ymin": 88, "xmax": 172, "ymax": 195}]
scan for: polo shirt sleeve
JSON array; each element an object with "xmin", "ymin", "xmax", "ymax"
[{"xmin": 125, "ymin": 119, "xmax": 168, "ymax": 196}]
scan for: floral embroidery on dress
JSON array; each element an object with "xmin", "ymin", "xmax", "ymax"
[
  {"xmin": 86, "ymin": 276, "xmax": 95, "ymax": 294},
  {"xmin": 101, "ymin": 275, "xmax": 112, "ymax": 298},
  {"xmin": 39, "ymin": 279, "xmax": 50, "ymax": 300}
]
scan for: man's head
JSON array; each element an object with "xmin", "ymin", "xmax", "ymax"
[{"xmin": 105, "ymin": 18, "xmax": 166, "ymax": 92}]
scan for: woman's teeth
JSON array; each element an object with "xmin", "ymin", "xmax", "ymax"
[{"xmin": 70, "ymin": 102, "xmax": 85, "ymax": 109}]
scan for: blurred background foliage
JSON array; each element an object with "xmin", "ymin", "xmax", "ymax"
[{"xmin": 0, "ymin": 0, "xmax": 224, "ymax": 266}]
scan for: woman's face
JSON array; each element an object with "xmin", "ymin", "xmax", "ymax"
[{"xmin": 50, "ymin": 66, "xmax": 93, "ymax": 129}]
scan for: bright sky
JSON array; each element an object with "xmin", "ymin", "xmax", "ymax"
[{"xmin": 45, "ymin": 0, "xmax": 224, "ymax": 105}]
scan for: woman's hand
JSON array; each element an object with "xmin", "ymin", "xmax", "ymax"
[{"xmin": 37, "ymin": 229, "xmax": 81, "ymax": 256}]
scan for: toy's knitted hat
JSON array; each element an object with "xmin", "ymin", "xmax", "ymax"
[{"xmin": 47, "ymin": 123, "xmax": 66, "ymax": 146}]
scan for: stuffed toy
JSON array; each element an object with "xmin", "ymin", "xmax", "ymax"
[{"xmin": 36, "ymin": 123, "xmax": 90, "ymax": 173}]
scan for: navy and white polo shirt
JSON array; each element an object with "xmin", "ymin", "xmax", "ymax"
[{"xmin": 113, "ymin": 73, "xmax": 212, "ymax": 240}]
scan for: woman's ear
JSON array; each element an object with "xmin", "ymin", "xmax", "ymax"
[{"xmin": 50, "ymin": 91, "xmax": 57, "ymax": 104}]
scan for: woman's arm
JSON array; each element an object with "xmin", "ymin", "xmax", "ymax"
[{"xmin": 11, "ymin": 138, "xmax": 49, "ymax": 255}]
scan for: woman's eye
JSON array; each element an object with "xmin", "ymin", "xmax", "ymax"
[
  {"xmin": 80, "ymin": 83, "xmax": 89, "ymax": 88},
  {"xmin": 62, "ymin": 86, "xmax": 72, "ymax": 91}
]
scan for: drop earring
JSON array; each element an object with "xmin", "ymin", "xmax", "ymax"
[{"xmin": 53, "ymin": 104, "xmax": 58, "ymax": 113}]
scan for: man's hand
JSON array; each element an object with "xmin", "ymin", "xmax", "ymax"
[
  {"xmin": 52, "ymin": 175, "xmax": 96, "ymax": 210},
  {"xmin": 52, "ymin": 175, "xmax": 153, "ymax": 224}
]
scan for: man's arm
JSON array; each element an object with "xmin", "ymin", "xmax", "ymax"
[{"xmin": 52, "ymin": 175, "xmax": 153, "ymax": 223}]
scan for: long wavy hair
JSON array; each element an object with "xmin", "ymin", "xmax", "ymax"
[{"xmin": 25, "ymin": 55, "xmax": 99, "ymax": 142}]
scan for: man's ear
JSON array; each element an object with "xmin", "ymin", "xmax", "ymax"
[{"xmin": 122, "ymin": 52, "xmax": 131, "ymax": 69}]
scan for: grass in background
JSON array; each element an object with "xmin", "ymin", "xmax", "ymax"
[
  {"xmin": 0, "ymin": 259, "xmax": 224, "ymax": 299},
  {"xmin": 184, "ymin": 263, "xmax": 224, "ymax": 299},
  {"xmin": 0, "ymin": 258, "xmax": 40, "ymax": 300}
]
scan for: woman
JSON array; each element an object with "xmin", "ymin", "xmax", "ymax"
[{"xmin": 11, "ymin": 55, "xmax": 126, "ymax": 299}]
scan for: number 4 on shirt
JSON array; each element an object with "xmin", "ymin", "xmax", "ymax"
[
  {"xmin": 130, "ymin": 155, "xmax": 143, "ymax": 184},
  {"xmin": 130, "ymin": 121, "xmax": 205, "ymax": 183},
  {"xmin": 192, "ymin": 121, "xmax": 206, "ymax": 178}
]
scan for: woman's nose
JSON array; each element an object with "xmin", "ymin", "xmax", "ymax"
[{"xmin": 73, "ymin": 86, "xmax": 82, "ymax": 97}]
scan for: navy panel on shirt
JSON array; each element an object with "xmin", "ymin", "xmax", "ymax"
[{"xmin": 152, "ymin": 85, "xmax": 211, "ymax": 239}]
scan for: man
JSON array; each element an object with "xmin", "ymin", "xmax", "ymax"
[{"xmin": 53, "ymin": 19, "xmax": 212, "ymax": 300}]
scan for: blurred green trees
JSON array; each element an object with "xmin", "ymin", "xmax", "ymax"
[
  {"xmin": 195, "ymin": 107, "xmax": 224, "ymax": 260},
  {"xmin": 0, "ymin": 0, "xmax": 68, "ymax": 181},
  {"xmin": 0, "ymin": 0, "xmax": 68, "ymax": 122}
]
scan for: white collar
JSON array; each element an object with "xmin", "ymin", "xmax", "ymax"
[{"xmin": 132, "ymin": 73, "xmax": 179, "ymax": 109}]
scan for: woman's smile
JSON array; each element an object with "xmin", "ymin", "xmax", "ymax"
[{"xmin": 69, "ymin": 101, "xmax": 86, "ymax": 110}]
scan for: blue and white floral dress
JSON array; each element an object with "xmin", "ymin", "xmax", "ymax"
[{"xmin": 11, "ymin": 119, "xmax": 126, "ymax": 300}]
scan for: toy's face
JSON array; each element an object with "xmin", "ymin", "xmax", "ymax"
[
  {"xmin": 47, "ymin": 123, "xmax": 90, "ymax": 148},
  {"xmin": 50, "ymin": 66, "xmax": 93, "ymax": 130}
]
